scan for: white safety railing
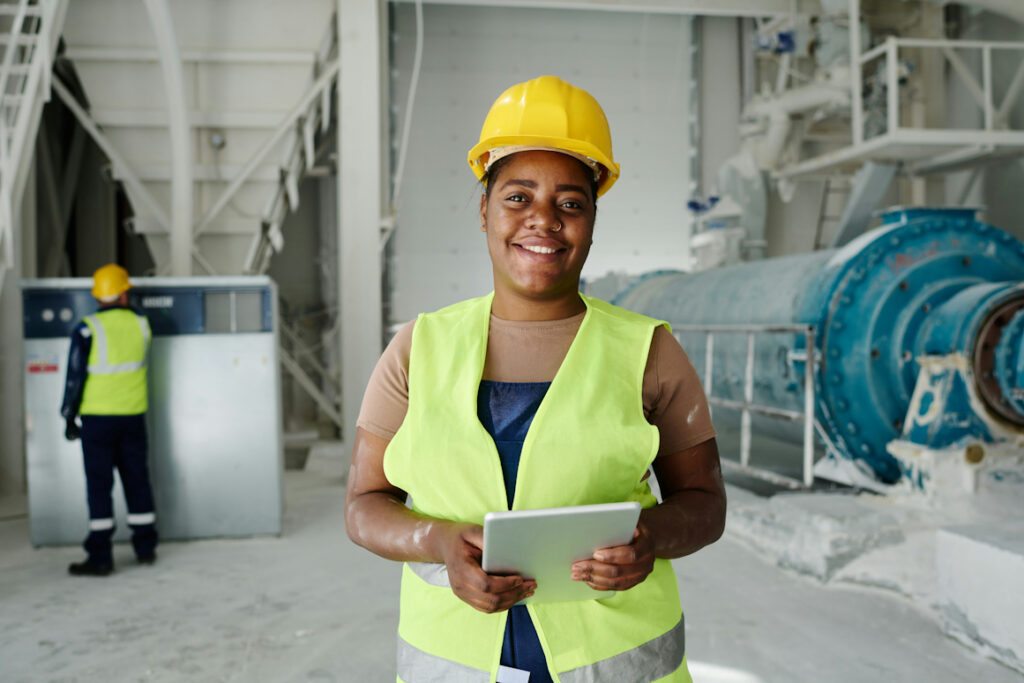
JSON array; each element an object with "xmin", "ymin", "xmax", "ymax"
[
  {"xmin": 672, "ymin": 323, "xmax": 819, "ymax": 489},
  {"xmin": 0, "ymin": 0, "xmax": 65, "ymax": 297},
  {"xmin": 855, "ymin": 36, "xmax": 1024, "ymax": 152}
]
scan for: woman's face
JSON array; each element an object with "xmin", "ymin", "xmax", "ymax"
[{"xmin": 480, "ymin": 150, "xmax": 596, "ymax": 310}]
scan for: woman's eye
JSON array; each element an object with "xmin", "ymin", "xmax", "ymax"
[
  {"xmin": 504, "ymin": 194, "xmax": 526, "ymax": 203},
  {"xmin": 561, "ymin": 200, "xmax": 583, "ymax": 210}
]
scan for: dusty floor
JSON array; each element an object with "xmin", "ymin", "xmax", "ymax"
[{"xmin": 1, "ymin": 443, "xmax": 1020, "ymax": 683}]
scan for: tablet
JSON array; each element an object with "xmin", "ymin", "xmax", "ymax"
[{"xmin": 481, "ymin": 502, "xmax": 642, "ymax": 604}]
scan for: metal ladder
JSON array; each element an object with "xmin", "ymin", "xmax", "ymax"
[{"xmin": 0, "ymin": 0, "xmax": 66, "ymax": 299}]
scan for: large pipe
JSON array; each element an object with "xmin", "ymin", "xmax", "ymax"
[{"xmin": 616, "ymin": 207, "xmax": 1024, "ymax": 483}]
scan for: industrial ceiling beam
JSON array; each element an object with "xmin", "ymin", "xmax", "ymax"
[
  {"xmin": 389, "ymin": 0, "xmax": 817, "ymax": 18},
  {"xmin": 143, "ymin": 0, "xmax": 193, "ymax": 277}
]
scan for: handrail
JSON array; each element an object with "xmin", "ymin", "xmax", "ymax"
[
  {"xmin": 857, "ymin": 35, "xmax": 1024, "ymax": 140},
  {"xmin": 0, "ymin": 0, "xmax": 30, "ymax": 125},
  {"xmin": 242, "ymin": 20, "xmax": 338, "ymax": 273},
  {"xmin": 0, "ymin": 0, "xmax": 67, "ymax": 294},
  {"xmin": 672, "ymin": 323, "xmax": 818, "ymax": 488}
]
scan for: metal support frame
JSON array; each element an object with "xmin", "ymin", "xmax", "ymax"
[
  {"xmin": 781, "ymin": 0, "xmax": 1024, "ymax": 179},
  {"xmin": 848, "ymin": 0, "xmax": 863, "ymax": 145},
  {"xmin": 865, "ymin": 38, "xmax": 1024, "ymax": 137},
  {"xmin": 279, "ymin": 318, "xmax": 343, "ymax": 429},
  {"xmin": 389, "ymin": 0, "xmax": 817, "ymax": 18},
  {"xmin": 195, "ymin": 60, "xmax": 340, "ymax": 238},
  {"xmin": 281, "ymin": 320, "xmax": 339, "ymax": 394},
  {"xmin": 239, "ymin": 24, "xmax": 338, "ymax": 275},
  {"xmin": 56, "ymin": 10, "xmax": 338, "ymax": 277},
  {"xmin": 142, "ymin": 0, "xmax": 192, "ymax": 276},
  {"xmin": 673, "ymin": 323, "xmax": 818, "ymax": 489},
  {"xmin": 50, "ymin": 77, "xmax": 218, "ymax": 276},
  {"xmin": 36, "ymin": 111, "xmax": 85, "ymax": 276},
  {"xmin": 280, "ymin": 348, "xmax": 344, "ymax": 429}
]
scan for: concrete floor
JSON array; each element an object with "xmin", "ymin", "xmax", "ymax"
[{"xmin": 1, "ymin": 443, "xmax": 1021, "ymax": 683}]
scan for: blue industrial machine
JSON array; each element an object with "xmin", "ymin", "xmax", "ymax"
[
  {"xmin": 23, "ymin": 276, "xmax": 283, "ymax": 546},
  {"xmin": 615, "ymin": 207, "xmax": 1024, "ymax": 484}
]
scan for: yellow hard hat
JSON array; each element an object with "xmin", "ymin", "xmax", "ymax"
[
  {"xmin": 467, "ymin": 75, "xmax": 620, "ymax": 197},
  {"xmin": 91, "ymin": 263, "xmax": 132, "ymax": 300}
]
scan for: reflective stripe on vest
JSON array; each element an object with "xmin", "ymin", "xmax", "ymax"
[
  {"xmin": 385, "ymin": 293, "xmax": 691, "ymax": 682},
  {"xmin": 397, "ymin": 603, "xmax": 686, "ymax": 683},
  {"xmin": 408, "ymin": 562, "xmax": 449, "ymax": 588},
  {"xmin": 559, "ymin": 617, "xmax": 686, "ymax": 683},
  {"xmin": 398, "ymin": 635, "xmax": 491, "ymax": 683},
  {"xmin": 85, "ymin": 312, "xmax": 150, "ymax": 374}
]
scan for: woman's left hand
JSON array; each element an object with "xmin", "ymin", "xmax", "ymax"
[{"xmin": 570, "ymin": 524, "xmax": 656, "ymax": 591}]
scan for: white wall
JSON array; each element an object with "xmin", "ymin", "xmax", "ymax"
[{"xmin": 387, "ymin": 3, "xmax": 693, "ymax": 324}]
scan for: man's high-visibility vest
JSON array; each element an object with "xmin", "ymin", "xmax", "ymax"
[
  {"xmin": 80, "ymin": 308, "xmax": 151, "ymax": 416},
  {"xmin": 384, "ymin": 293, "xmax": 691, "ymax": 683}
]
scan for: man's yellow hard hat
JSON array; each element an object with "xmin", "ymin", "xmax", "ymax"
[
  {"xmin": 467, "ymin": 75, "xmax": 620, "ymax": 197},
  {"xmin": 91, "ymin": 263, "xmax": 132, "ymax": 300}
]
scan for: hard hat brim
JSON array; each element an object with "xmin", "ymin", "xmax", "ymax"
[{"xmin": 467, "ymin": 135, "xmax": 620, "ymax": 197}]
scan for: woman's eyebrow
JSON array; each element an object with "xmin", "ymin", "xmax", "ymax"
[
  {"xmin": 499, "ymin": 179, "xmax": 588, "ymax": 195},
  {"xmin": 499, "ymin": 178, "xmax": 536, "ymax": 190}
]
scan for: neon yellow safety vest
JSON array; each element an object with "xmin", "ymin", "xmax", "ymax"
[
  {"xmin": 383, "ymin": 293, "xmax": 692, "ymax": 683},
  {"xmin": 80, "ymin": 308, "xmax": 151, "ymax": 416}
]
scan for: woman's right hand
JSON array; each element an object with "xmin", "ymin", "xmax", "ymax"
[
  {"xmin": 345, "ymin": 428, "xmax": 535, "ymax": 612},
  {"xmin": 439, "ymin": 522, "xmax": 536, "ymax": 613}
]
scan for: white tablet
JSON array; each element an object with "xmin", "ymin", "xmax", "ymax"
[{"xmin": 481, "ymin": 502, "xmax": 642, "ymax": 604}]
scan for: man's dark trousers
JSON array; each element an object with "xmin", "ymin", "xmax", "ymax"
[{"xmin": 80, "ymin": 414, "xmax": 158, "ymax": 563}]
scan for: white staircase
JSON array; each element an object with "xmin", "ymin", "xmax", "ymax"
[
  {"xmin": 0, "ymin": 0, "xmax": 66, "ymax": 298},
  {"xmin": 58, "ymin": 0, "xmax": 336, "ymax": 276}
]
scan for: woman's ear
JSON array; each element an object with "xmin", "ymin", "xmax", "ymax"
[{"xmin": 479, "ymin": 193, "xmax": 487, "ymax": 232}]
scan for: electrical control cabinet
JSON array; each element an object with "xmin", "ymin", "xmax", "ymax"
[{"xmin": 22, "ymin": 277, "xmax": 283, "ymax": 546}]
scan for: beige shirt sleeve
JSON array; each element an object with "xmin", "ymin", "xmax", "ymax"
[
  {"xmin": 643, "ymin": 326, "xmax": 717, "ymax": 457},
  {"xmin": 356, "ymin": 319, "xmax": 717, "ymax": 457},
  {"xmin": 356, "ymin": 320, "xmax": 414, "ymax": 440}
]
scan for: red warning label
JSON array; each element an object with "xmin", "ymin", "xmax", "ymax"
[{"xmin": 27, "ymin": 355, "xmax": 60, "ymax": 374}]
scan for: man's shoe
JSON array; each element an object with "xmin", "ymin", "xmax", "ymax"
[
  {"xmin": 137, "ymin": 552, "xmax": 157, "ymax": 565},
  {"xmin": 68, "ymin": 559, "xmax": 113, "ymax": 576}
]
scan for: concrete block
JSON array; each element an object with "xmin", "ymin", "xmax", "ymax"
[
  {"xmin": 726, "ymin": 490, "xmax": 904, "ymax": 581},
  {"xmin": 937, "ymin": 522, "xmax": 1024, "ymax": 674}
]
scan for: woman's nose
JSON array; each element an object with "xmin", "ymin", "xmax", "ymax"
[{"xmin": 527, "ymin": 203, "xmax": 560, "ymax": 231}]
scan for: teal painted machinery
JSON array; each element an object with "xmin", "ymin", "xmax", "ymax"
[{"xmin": 615, "ymin": 208, "xmax": 1024, "ymax": 484}]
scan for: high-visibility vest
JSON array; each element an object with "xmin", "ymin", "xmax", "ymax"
[
  {"xmin": 384, "ymin": 293, "xmax": 692, "ymax": 683},
  {"xmin": 80, "ymin": 308, "xmax": 151, "ymax": 416}
]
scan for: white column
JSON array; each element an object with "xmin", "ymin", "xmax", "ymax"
[
  {"xmin": 0, "ymin": 156, "xmax": 35, "ymax": 495},
  {"xmin": 143, "ymin": 0, "xmax": 193, "ymax": 276},
  {"xmin": 338, "ymin": 0, "xmax": 387, "ymax": 450}
]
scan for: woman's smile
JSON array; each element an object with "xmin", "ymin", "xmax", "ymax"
[{"xmin": 513, "ymin": 236, "xmax": 567, "ymax": 259}]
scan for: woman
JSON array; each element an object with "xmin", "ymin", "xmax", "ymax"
[{"xmin": 346, "ymin": 75, "xmax": 726, "ymax": 683}]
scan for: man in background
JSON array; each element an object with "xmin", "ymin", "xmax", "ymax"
[{"xmin": 62, "ymin": 263, "xmax": 158, "ymax": 576}]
